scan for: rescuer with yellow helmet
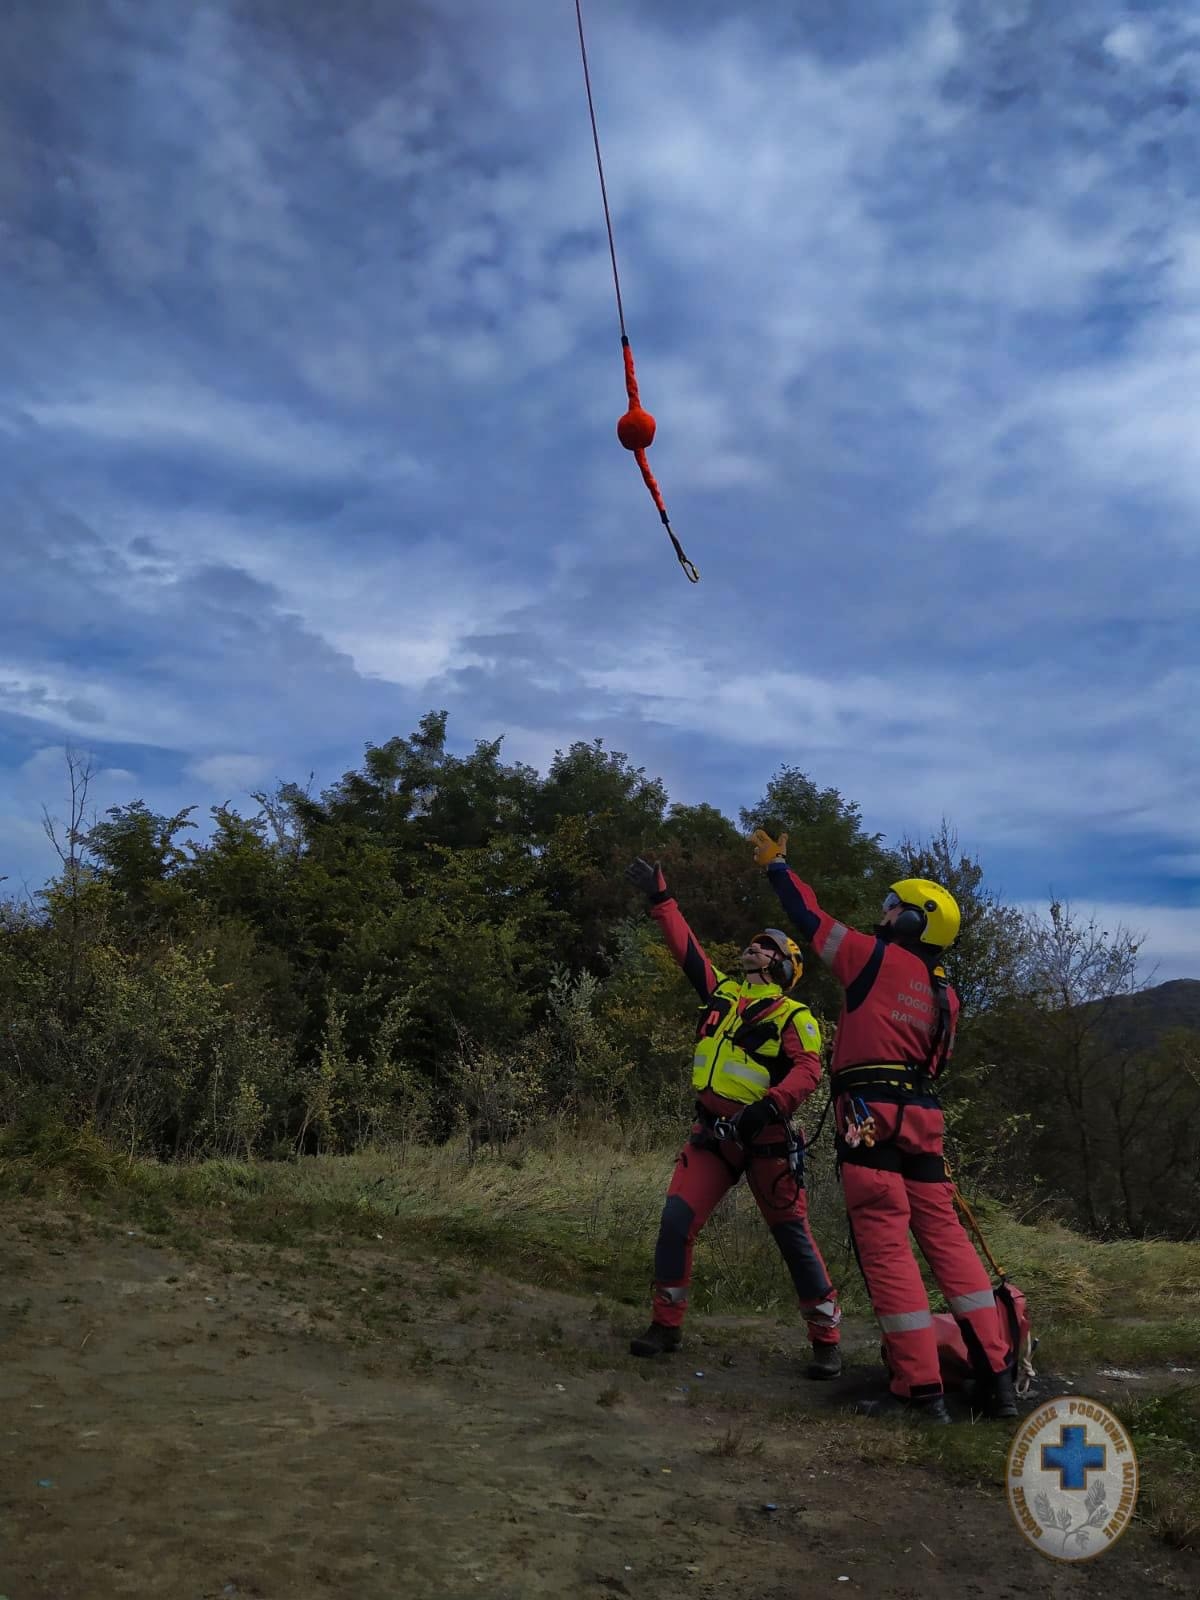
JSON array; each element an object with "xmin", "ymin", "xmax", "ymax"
[
  {"xmin": 752, "ymin": 831, "xmax": 1017, "ymax": 1425},
  {"xmin": 624, "ymin": 856, "xmax": 841, "ymax": 1375}
]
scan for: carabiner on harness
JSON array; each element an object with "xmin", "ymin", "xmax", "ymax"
[{"xmin": 843, "ymin": 1096, "xmax": 877, "ymax": 1150}]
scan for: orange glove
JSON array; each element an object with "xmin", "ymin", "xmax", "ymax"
[{"xmin": 751, "ymin": 828, "xmax": 788, "ymax": 867}]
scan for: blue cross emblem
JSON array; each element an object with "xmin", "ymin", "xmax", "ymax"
[{"xmin": 1041, "ymin": 1424, "xmax": 1106, "ymax": 1490}]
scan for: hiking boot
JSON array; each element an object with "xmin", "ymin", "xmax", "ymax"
[
  {"xmin": 983, "ymin": 1369, "xmax": 1019, "ymax": 1420},
  {"xmin": 858, "ymin": 1392, "xmax": 952, "ymax": 1426},
  {"xmin": 806, "ymin": 1343, "xmax": 843, "ymax": 1380},
  {"xmin": 911, "ymin": 1393, "xmax": 952, "ymax": 1425},
  {"xmin": 629, "ymin": 1322, "xmax": 681, "ymax": 1358}
]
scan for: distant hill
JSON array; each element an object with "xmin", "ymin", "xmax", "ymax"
[{"xmin": 1086, "ymin": 978, "xmax": 1200, "ymax": 1054}]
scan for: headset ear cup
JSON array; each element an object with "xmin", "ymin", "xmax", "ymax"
[{"xmin": 894, "ymin": 907, "xmax": 926, "ymax": 938}]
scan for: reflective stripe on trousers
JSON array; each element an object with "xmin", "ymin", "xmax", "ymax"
[
  {"xmin": 878, "ymin": 1309, "xmax": 934, "ymax": 1334},
  {"xmin": 842, "ymin": 1164, "xmax": 1009, "ymax": 1396}
]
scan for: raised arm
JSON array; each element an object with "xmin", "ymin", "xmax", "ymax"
[
  {"xmin": 750, "ymin": 830, "xmax": 880, "ymax": 987},
  {"xmin": 626, "ymin": 857, "xmax": 722, "ymax": 1001}
]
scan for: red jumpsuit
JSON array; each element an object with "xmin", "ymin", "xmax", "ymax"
[
  {"xmin": 767, "ymin": 861, "xmax": 1009, "ymax": 1399},
  {"xmin": 645, "ymin": 896, "xmax": 841, "ymax": 1350}
]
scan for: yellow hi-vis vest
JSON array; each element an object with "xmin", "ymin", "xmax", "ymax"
[{"xmin": 691, "ymin": 976, "xmax": 821, "ymax": 1106}]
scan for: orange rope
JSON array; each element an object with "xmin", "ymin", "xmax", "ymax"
[{"xmin": 945, "ymin": 1159, "xmax": 1006, "ymax": 1279}]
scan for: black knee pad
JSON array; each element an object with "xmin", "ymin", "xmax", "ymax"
[
  {"xmin": 660, "ymin": 1194, "xmax": 693, "ymax": 1241},
  {"xmin": 770, "ymin": 1220, "xmax": 831, "ymax": 1299},
  {"xmin": 654, "ymin": 1195, "xmax": 695, "ymax": 1283}
]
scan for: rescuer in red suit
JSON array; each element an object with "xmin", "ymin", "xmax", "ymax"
[
  {"xmin": 752, "ymin": 828, "xmax": 1017, "ymax": 1424},
  {"xmin": 625, "ymin": 856, "xmax": 842, "ymax": 1376}
]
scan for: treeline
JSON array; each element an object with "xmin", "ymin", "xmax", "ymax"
[{"xmin": 1, "ymin": 712, "xmax": 1197, "ymax": 1239}]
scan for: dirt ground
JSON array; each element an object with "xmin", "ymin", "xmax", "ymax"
[{"xmin": 1, "ymin": 1201, "xmax": 1197, "ymax": 1600}]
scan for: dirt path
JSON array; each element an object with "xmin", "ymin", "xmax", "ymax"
[{"xmin": 1, "ymin": 1202, "xmax": 1196, "ymax": 1600}]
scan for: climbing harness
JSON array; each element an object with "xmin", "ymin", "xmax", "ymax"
[
  {"xmin": 696, "ymin": 1105, "xmax": 806, "ymax": 1207},
  {"xmin": 573, "ymin": 0, "xmax": 700, "ymax": 583}
]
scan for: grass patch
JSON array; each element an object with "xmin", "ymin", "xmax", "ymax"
[
  {"xmin": 887, "ymin": 1385, "xmax": 1200, "ymax": 1552},
  {"xmin": 1124, "ymin": 1386, "xmax": 1200, "ymax": 1550},
  {"xmin": 706, "ymin": 1423, "xmax": 764, "ymax": 1459},
  {"xmin": 6, "ymin": 1126, "xmax": 1199, "ymax": 1366},
  {"xmin": 4, "ymin": 1115, "xmax": 1199, "ymax": 1553},
  {"xmin": 0, "ymin": 1114, "xmax": 128, "ymax": 1194},
  {"xmin": 1034, "ymin": 1315, "xmax": 1200, "ymax": 1371}
]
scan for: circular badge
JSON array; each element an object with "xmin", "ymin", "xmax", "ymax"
[{"xmin": 1006, "ymin": 1395, "xmax": 1139, "ymax": 1562}]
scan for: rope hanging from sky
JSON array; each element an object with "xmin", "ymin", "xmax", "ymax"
[{"xmin": 573, "ymin": 0, "xmax": 700, "ymax": 583}]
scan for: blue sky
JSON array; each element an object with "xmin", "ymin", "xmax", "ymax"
[{"xmin": 3, "ymin": 0, "xmax": 1199, "ymax": 978}]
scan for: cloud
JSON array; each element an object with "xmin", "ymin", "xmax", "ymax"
[
  {"xmin": 14, "ymin": 746, "xmax": 138, "ymax": 798},
  {"xmin": 0, "ymin": 668, "xmax": 107, "ymax": 731},
  {"xmin": 23, "ymin": 387, "xmax": 422, "ymax": 483},
  {"xmin": 0, "ymin": 0, "xmax": 1198, "ymax": 981},
  {"xmin": 1103, "ymin": 22, "xmax": 1150, "ymax": 65},
  {"xmin": 1154, "ymin": 853, "xmax": 1200, "ymax": 879},
  {"xmin": 186, "ymin": 753, "xmax": 274, "ymax": 791}
]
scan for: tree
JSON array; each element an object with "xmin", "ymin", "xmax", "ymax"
[
  {"xmin": 11, "ymin": 712, "xmax": 1194, "ymax": 1237},
  {"xmin": 39, "ymin": 746, "xmax": 96, "ymax": 1013},
  {"xmin": 535, "ymin": 739, "xmax": 669, "ymax": 970},
  {"xmin": 84, "ymin": 800, "xmax": 197, "ymax": 934},
  {"xmin": 311, "ymin": 713, "xmax": 540, "ymax": 865},
  {"xmin": 741, "ymin": 766, "xmax": 900, "ymax": 922},
  {"xmin": 654, "ymin": 802, "xmax": 757, "ymax": 946},
  {"xmin": 1008, "ymin": 900, "xmax": 1145, "ymax": 1233},
  {"xmin": 1120, "ymin": 1029, "xmax": 1200, "ymax": 1236},
  {"xmin": 535, "ymin": 739, "xmax": 667, "ymax": 854}
]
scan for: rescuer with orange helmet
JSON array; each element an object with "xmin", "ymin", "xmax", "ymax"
[{"xmin": 624, "ymin": 856, "xmax": 841, "ymax": 1375}]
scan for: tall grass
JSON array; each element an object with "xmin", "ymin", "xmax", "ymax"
[
  {"xmin": 4, "ymin": 1112, "xmax": 1198, "ymax": 1549},
  {"xmin": 6, "ymin": 1113, "xmax": 1198, "ymax": 1355}
]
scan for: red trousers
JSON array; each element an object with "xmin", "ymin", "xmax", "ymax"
[
  {"xmin": 649, "ymin": 1121, "xmax": 840, "ymax": 1347},
  {"xmin": 838, "ymin": 1096, "xmax": 1009, "ymax": 1397}
]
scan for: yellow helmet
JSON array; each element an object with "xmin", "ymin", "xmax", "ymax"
[
  {"xmin": 755, "ymin": 928, "xmax": 803, "ymax": 990},
  {"xmin": 884, "ymin": 879, "xmax": 961, "ymax": 950}
]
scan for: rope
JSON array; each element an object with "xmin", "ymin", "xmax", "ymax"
[
  {"xmin": 573, "ymin": 0, "xmax": 699, "ymax": 583},
  {"xmin": 945, "ymin": 1158, "xmax": 1006, "ymax": 1279},
  {"xmin": 574, "ymin": 0, "xmax": 626, "ymax": 340}
]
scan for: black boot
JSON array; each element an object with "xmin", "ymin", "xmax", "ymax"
[
  {"xmin": 983, "ymin": 1369, "xmax": 1019, "ymax": 1420},
  {"xmin": 858, "ymin": 1392, "xmax": 952, "ymax": 1425},
  {"xmin": 629, "ymin": 1322, "xmax": 681, "ymax": 1358},
  {"xmin": 806, "ymin": 1343, "xmax": 843, "ymax": 1380}
]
